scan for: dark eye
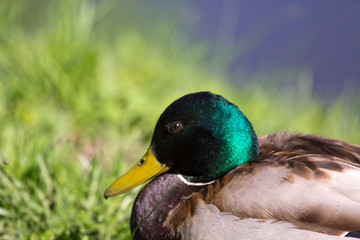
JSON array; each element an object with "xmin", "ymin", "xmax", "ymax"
[{"xmin": 165, "ymin": 121, "xmax": 183, "ymax": 133}]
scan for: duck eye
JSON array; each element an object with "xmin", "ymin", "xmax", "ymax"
[{"xmin": 166, "ymin": 121, "xmax": 183, "ymax": 133}]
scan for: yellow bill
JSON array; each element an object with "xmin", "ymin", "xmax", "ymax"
[{"xmin": 104, "ymin": 148, "xmax": 169, "ymax": 199}]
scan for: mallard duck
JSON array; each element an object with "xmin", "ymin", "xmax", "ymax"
[{"xmin": 104, "ymin": 92, "xmax": 360, "ymax": 239}]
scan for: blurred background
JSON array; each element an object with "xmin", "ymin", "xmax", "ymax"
[
  {"xmin": 189, "ymin": 0, "xmax": 360, "ymax": 98},
  {"xmin": 0, "ymin": 0, "xmax": 359, "ymax": 239}
]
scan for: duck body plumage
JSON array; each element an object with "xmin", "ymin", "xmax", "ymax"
[
  {"xmin": 104, "ymin": 92, "xmax": 360, "ymax": 239},
  {"xmin": 131, "ymin": 133, "xmax": 360, "ymax": 239}
]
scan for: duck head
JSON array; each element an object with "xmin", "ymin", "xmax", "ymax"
[{"xmin": 104, "ymin": 92, "xmax": 259, "ymax": 198}]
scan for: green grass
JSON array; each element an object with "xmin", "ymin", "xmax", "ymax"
[{"xmin": 0, "ymin": 0, "xmax": 359, "ymax": 239}]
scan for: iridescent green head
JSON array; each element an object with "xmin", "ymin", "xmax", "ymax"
[{"xmin": 151, "ymin": 92, "xmax": 259, "ymax": 183}]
